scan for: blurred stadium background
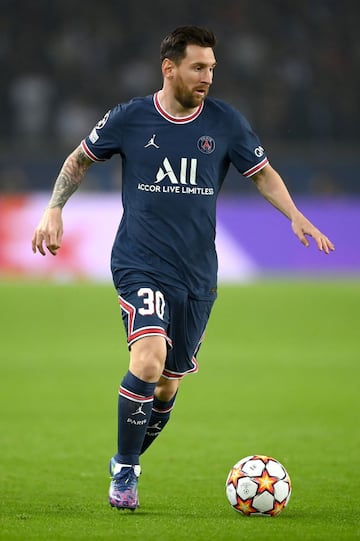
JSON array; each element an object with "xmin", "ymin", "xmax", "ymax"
[{"xmin": 1, "ymin": 0, "xmax": 359, "ymax": 281}]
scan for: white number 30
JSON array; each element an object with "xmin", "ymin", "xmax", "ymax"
[{"xmin": 138, "ymin": 288, "xmax": 166, "ymax": 320}]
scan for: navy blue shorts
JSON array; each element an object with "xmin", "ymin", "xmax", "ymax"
[{"xmin": 116, "ymin": 280, "xmax": 215, "ymax": 379}]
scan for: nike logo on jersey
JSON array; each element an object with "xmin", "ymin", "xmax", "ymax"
[{"xmin": 144, "ymin": 134, "xmax": 160, "ymax": 149}]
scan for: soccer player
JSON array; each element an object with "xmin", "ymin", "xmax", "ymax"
[{"xmin": 32, "ymin": 26, "xmax": 334, "ymax": 511}]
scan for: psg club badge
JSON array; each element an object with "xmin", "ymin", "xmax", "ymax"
[{"xmin": 197, "ymin": 135, "xmax": 215, "ymax": 154}]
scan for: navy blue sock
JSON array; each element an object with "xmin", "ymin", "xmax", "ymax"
[
  {"xmin": 140, "ymin": 392, "xmax": 177, "ymax": 454},
  {"xmin": 115, "ymin": 371, "xmax": 157, "ymax": 465}
]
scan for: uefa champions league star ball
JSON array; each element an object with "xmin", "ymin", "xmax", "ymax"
[{"xmin": 225, "ymin": 455, "xmax": 292, "ymax": 516}]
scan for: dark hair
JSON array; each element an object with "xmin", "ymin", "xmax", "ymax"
[{"xmin": 160, "ymin": 26, "xmax": 216, "ymax": 64}]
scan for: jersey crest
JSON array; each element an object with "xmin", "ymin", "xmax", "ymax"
[{"xmin": 197, "ymin": 135, "xmax": 215, "ymax": 154}]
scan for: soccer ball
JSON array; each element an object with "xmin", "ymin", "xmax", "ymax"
[{"xmin": 225, "ymin": 455, "xmax": 291, "ymax": 517}]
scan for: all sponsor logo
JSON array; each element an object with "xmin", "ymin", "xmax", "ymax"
[{"xmin": 137, "ymin": 157, "xmax": 214, "ymax": 196}]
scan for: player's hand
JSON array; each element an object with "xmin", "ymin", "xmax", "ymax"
[
  {"xmin": 291, "ymin": 213, "xmax": 335, "ymax": 254},
  {"xmin": 32, "ymin": 207, "xmax": 63, "ymax": 256}
]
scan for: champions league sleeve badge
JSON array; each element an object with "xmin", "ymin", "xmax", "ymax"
[{"xmin": 89, "ymin": 110, "xmax": 111, "ymax": 143}]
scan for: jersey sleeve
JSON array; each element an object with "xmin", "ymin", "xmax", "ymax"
[
  {"xmin": 81, "ymin": 104, "xmax": 124, "ymax": 162},
  {"xmin": 228, "ymin": 108, "xmax": 269, "ymax": 178}
]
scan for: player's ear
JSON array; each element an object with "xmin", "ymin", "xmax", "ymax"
[{"xmin": 162, "ymin": 58, "xmax": 175, "ymax": 79}]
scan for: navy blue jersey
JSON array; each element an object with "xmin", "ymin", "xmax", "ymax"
[{"xmin": 82, "ymin": 92, "xmax": 268, "ymax": 299}]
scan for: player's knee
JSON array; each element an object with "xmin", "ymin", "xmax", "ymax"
[
  {"xmin": 155, "ymin": 376, "xmax": 180, "ymax": 402},
  {"xmin": 129, "ymin": 336, "xmax": 167, "ymax": 382}
]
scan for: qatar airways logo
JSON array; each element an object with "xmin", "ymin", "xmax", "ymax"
[{"xmin": 137, "ymin": 157, "xmax": 214, "ymax": 195}]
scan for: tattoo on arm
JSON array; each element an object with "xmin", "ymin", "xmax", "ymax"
[{"xmin": 47, "ymin": 147, "xmax": 92, "ymax": 209}]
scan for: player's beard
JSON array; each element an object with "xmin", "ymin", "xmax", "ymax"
[{"xmin": 173, "ymin": 78, "xmax": 209, "ymax": 110}]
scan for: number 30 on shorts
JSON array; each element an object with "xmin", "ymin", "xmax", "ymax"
[{"xmin": 137, "ymin": 287, "xmax": 166, "ymax": 320}]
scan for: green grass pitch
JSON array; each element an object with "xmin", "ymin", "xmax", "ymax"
[{"xmin": 1, "ymin": 279, "xmax": 359, "ymax": 541}]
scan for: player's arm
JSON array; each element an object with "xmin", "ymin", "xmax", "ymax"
[
  {"xmin": 32, "ymin": 145, "xmax": 93, "ymax": 256},
  {"xmin": 251, "ymin": 164, "xmax": 335, "ymax": 254}
]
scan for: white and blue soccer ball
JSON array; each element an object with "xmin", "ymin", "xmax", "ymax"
[{"xmin": 226, "ymin": 455, "xmax": 292, "ymax": 516}]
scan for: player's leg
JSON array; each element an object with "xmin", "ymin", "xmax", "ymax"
[
  {"xmin": 109, "ymin": 336, "xmax": 167, "ymax": 510},
  {"xmin": 116, "ymin": 336, "xmax": 167, "ymax": 463},
  {"xmin": 141, "ymin": 375, "xmax": 180, "ymax": 454},
  {"xmin": 141, "ymin": 292, "xmax": 216, "ymax": 455},
  {"xmin": 109, "ymin": 282, "xmax": 171, "ymax": 510}
]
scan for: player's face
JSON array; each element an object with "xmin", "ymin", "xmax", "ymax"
[{"xmin": 172, "ymin": 45, "xmax": 216, "ymax": 109}]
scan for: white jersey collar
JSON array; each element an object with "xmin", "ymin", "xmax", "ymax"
[{"xmin": 153, "ymin": 91, "xmax": 203, "ymax": 124}]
